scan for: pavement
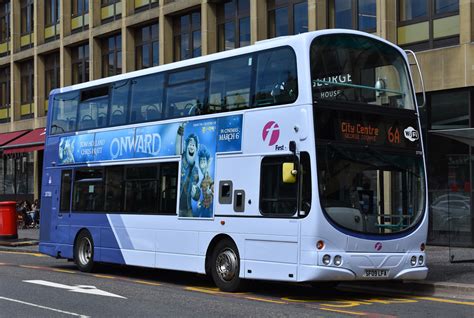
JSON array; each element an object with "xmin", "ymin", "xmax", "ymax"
[{"xmin": 1, "ymin": 228, "xmax": 474, "ymax": 299}]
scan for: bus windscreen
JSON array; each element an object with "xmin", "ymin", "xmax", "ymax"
[
  {"xmin": 310, "ymin": 34, "xmax": 415, "ymax": 110},
  {"xmin": 311, "ymin": 34, "xmax": 425, "ymax": 235}
]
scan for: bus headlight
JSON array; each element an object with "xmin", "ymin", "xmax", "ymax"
[
  {"xmin": 333, "ymin": 255, "xmax": 342, "ymax": 266},
  {"xmin": 410, "ymin": 256, "xmax": 417, "ymax": 266},
  {"xmin": 418, "ymin": 255, "xmax": 424, "ymax": 265},
  {"xmin": 322, "ymin": 254, "xmax": 331, "ymax": 265}
]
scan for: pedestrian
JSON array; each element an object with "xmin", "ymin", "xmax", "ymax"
[
  {"xmin": 17, "ymin": 201, "xmax": 30, "ymax": 229},
  {"xmin": 31, "ymin": 199, "xmax": 40, "ymax": 227}
]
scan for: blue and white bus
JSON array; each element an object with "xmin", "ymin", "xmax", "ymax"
[{"xmin": 40, "ymin": 30, "xmax": 428, "ymax": 292}]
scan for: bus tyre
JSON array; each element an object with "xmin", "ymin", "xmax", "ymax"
[
  {"xmin": 74, "ymin": 230, "xmax": 95, "ymax": 272},
  {"xmin": 211, "ymin": 239, "xmax": 242, "ymax": 292}
]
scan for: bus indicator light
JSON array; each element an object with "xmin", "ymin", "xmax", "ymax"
[{"xmin": 316, "ymin": 240, "xmax": 324, "ymax": 250}]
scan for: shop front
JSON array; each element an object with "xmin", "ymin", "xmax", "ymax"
[
  {"xmin": 0, "ymin": 128, "xmax": 45, "ymax": 203},
  {"xmin": 425, "ymin": 88, "xmax": 474, "ymax": 261}
]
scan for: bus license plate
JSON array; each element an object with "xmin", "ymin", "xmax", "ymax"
[{"xmin": 364, "ymin": 269, "xmax": 389, "ymax": 278}]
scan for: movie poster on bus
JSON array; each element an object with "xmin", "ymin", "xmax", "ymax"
[
  {"xmin": 134, "ymin": 123, "xmax": 181, "ymax": 159},
  {"xmin": 58, "ymin": 134, "xmax": 95, "ymax": 164},
  {"xmin": 177, "ymin": 118, "xmax": 217, "ymax": 218},
  {"xmin": 216, "ymin": 115, "xmax": 243, "ymax": 153}
]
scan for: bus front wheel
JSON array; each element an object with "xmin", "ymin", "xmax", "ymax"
[
  {"xmin": 211, "ymin": 239, "xmax": 242, "ymax": 292},
  {"xmin": 74, "ymin": 230, "xmax": 95, "ymax": 272}
]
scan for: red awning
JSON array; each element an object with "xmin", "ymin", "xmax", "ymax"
[
  {"xmin": 0, "ymin": 130, "xmax": 29, "ymax": 147},
  {"xmin": 2, "ymin": 128, "xmax": 46, "ymax": 154}
]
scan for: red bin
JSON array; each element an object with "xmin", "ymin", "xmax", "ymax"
[{"xmin": 0, "ymin": 201, "xmax": 18, "ymax": 239}]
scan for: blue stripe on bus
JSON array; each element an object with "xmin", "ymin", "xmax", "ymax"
[{"xmin": 69, "ymin": 213, "xmax": 126, "ymax": 264}]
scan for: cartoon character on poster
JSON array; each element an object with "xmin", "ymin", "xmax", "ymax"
[
  {"xmin": 197, "ymin": 145, "xmax": 213, "ymax": 217},
  {"xmin": 176, "ymin": 119, "xmax": 216, "ymax": 217}
]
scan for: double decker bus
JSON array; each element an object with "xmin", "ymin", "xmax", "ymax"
[{"xmin": 40, "ymin": 29, "xmax": 427, "ymax": 291}]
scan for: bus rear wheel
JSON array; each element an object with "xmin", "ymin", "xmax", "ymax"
[
  {"xmin": 74, "ymin": 230, "xmax": 95, "ymax": 272},
  {"xmin": 211, "ymin": 239, "xmax": 242, "ymax": 292}
]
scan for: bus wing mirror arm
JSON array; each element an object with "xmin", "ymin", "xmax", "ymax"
[{"xmin": 405, "ymin": 49, "xmax": 426, "ymax": 109}]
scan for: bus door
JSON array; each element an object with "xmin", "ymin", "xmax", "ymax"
[
  {"xmin": 42, "ymin": 169, "xmax": 71, "ymax": 245},
  {"xmin": 260, "ymin": 150, "xmax": 312, "ymax": 219}
]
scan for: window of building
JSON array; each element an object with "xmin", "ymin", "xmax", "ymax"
[
  {"xmin": 73, "ymin": 0, "xmax": 89, "ymax": 15},
  {"xmin": 430, "ymin": 89, "xmax": 469, "ymax": 130},
  {"xmin": 0, "ymin": 1, "xmax": 10, "ymax": 51},
  {"xmin": 20, "ymin": 0, "xmax": 33, "ymax": 34},
  {"xmin": 20, "ymin": 60, "xmax": 34, "ymax": 118},
  {"xmin": 398, "ymin": 0, "xmax": 459, "ymax": 50},
  {"xmin": 135, "ymin": 23, "xmax": 159, "ymax": 70},
  {"xmin": 102, "ymin": 34, "xmax": 122, "ymax": 78},
  {"xmin": 173, "ymin": 10, "xmax": 201, "ymax": 61},
  {"xmin": 5, "ymin": 157, "xmax": 14, "ymax": 194},
  {"xmin": 18, "ymin": 153, "xmax": 34, "ymax": 196},
  {"xmin": 0, "ymin": 153, "xmax": 34, "ymax": 196},
  {"xmin": 72, "ymin": 43, "xmax": 90, "ymax": 84},
  {"xmin": 134, "ymin": 0, "xmax": 158, "ymax": 12},
  {"xmin": 329, "ymin": 0, "xmax": 376, "ymax": 32},
  {"xmin": 20, "ymin": 0, "xmax": 34, "ymax": 49},
  {"xmin": 101, "ymin": 0, "xmax": 121, "ymax": 23},
  {"xmin": 45, "ymin": 52, "xmax": 60, "ymax": 106},
  {"xmin": 268, "ymin": 0, "xmax": 308, "ymax": 38},
  {"xmin": 260, "ymin": 155, "xmax": 298, "ymax": 216},
  {"xmin": 72, "ymin": 0, "xmax": 89, "ymax": 32},
  {"xmin": 217, "ymin": 0, "xmax": 250, "ymax": 51},
  {"xmin": 45, "ymin": 0, "xmax": 60, "ymax": 41},
  {"xmin": 0, "ymin": 67, "xmax": 10, "ymax": 123},
  {"xmin": 45, "ymin": 0, "xmax": 60, "ymax": 26}
]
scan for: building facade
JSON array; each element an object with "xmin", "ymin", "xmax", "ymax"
[{"xmin": 0, "ymin": 0, "xmax": 472, "ymax": 247}]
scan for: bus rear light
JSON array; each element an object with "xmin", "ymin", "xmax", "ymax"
[
  {"xmin": 322, "ymin": 254, "xmax": 331, "ymax": 265},
  {"xmin": 316, "ymin": 240, "xmax": 325, "ymax": 250},
  {"xmin": 420, "ymin": 243, "xmax": 425, "ymax": 251},
  {"xmin": 410, "ymin": 256, "xmax": 417, "ymax": 266}
]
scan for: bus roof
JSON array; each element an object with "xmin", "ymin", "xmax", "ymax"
[{"xmin": 51, "ymin": 29, "xmax": 404, "ymax": 96}]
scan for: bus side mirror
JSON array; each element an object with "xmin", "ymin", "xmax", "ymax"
[{"xmin": 282, "ymin": 162, "xmax": 297, "ymax": 183}]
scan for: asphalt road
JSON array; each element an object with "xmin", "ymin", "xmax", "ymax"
[{"xmin": 1, "ymin": 251, "xmax": 474, "ymax": 318}]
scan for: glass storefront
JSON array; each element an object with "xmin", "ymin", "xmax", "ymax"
[
  {"xmin": 0, "ymin": 152, "xmax": 35, "ymax": 202},
  {"xmin": 426, "ymin": 88, "xmax": 474, "ymax": 249}
]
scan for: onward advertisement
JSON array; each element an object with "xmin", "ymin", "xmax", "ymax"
[{"xmin": 57, "ymin": 114, "xmax": 243, "ymax": 218}]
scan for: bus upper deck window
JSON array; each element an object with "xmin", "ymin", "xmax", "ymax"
[
  {"xmin": 254, "ymin": 47, "xmax": 298, "ymax": 107},
  {"xmin": 51, "ymin": 92, "xmax": 79, "ymax": 135},
  {"xmin": 78, "ymin": 86, "xmax": 110, "ymax": 131}
]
